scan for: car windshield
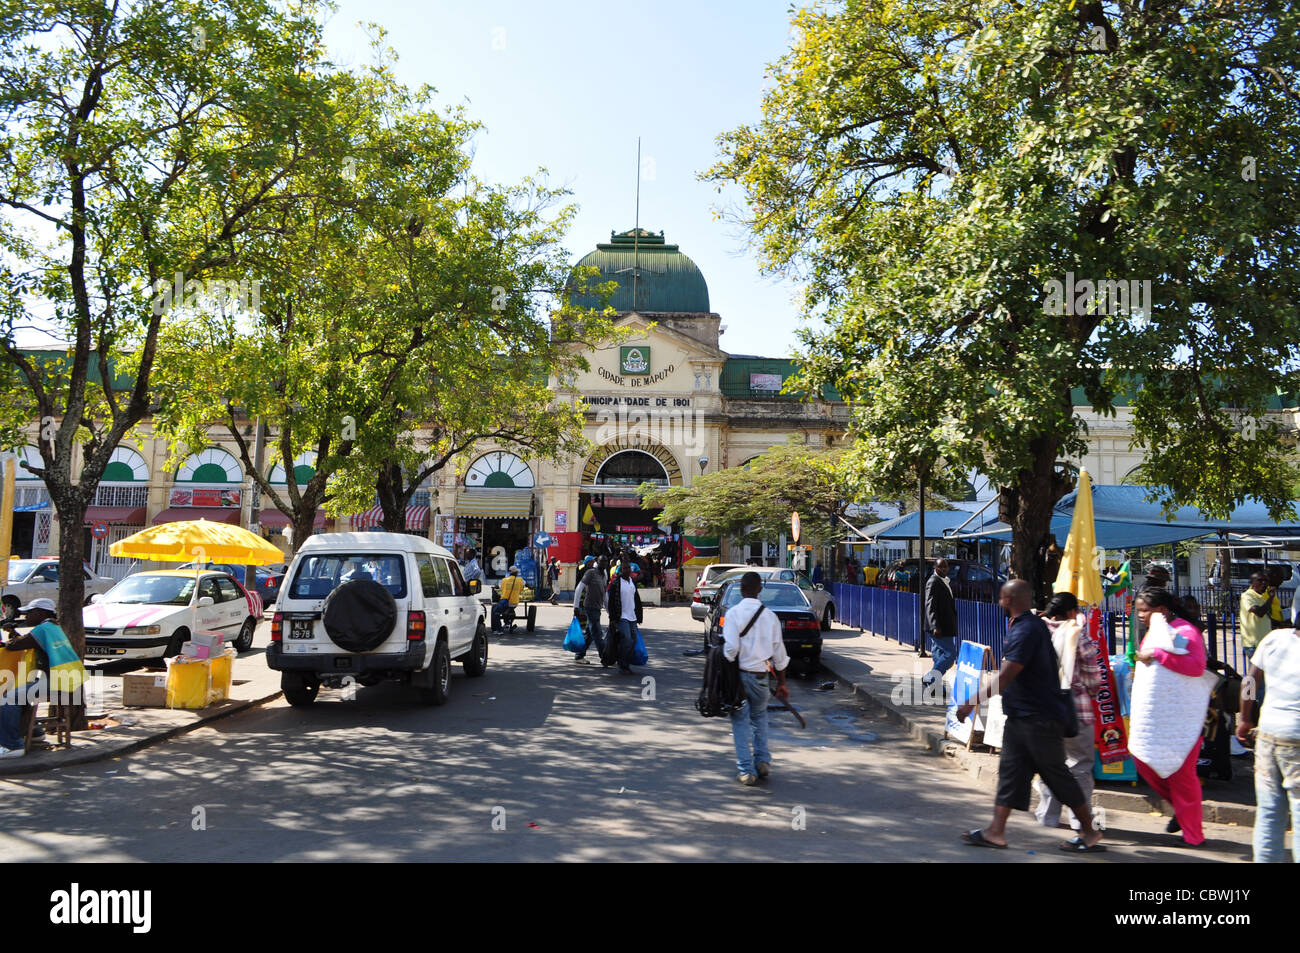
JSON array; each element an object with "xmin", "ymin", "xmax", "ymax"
[
  {"xmin": 103, "ymin": 574, "xmax": 196, "ymax": 606},
  {"xmin": 721, "ymin": 582, "xmax": 810, "ymax": 609},
  {"xmin": 289, "ymin": 553, "xmax": 407, "ymax": 600},
  {"xmin": 7, "ymin": 559, "xmax": 42, "ymax": 582}
]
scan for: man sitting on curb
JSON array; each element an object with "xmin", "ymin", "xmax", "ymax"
[{"xmin": 0, "ymin": 598, "xmax": 88, "ymax": 758}]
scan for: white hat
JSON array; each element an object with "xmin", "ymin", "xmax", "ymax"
[{"xmin": 18, "ymin": 597, "xmax": 56, "ymax": 614}]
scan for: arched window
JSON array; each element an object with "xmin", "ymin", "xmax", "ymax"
[
  {"xmin": 465, "ymin": 451, "xmax": 535, "ymax": 489},
  {"xmin": 269, "ymin": 451, "xmax": 317, "ymax": 485},
  {"xmin": 596, "ymin": 450, "xmax": 669, "ymax": 486},
  {"xmin": 176, "ymin": 447, "xmax": 242, "ymax": 484}
]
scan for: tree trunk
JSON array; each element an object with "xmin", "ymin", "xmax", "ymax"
[
  {"xmin": 53, "ymin": 494, "xmax": 89, "ymax": 730},
  {"xmin": 998, "ymin": 436, "xmax": 1072, "ymax": 608},
  {"xmin": 376, "ymin": 462, "xmax": 411, "ymax": 533}
]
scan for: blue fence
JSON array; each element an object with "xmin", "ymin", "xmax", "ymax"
[{"xmin": 831, "ymin": 583, "xmax": 1254, "ymax": 670}]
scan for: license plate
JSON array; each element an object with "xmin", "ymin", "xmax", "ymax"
[
  {"xmin": 87, "ymin": 646, "xmax": 124, "ymax": 657},
  {"xmin": 290, "ymin": 619, "xmax": 314, "ymax": 639}
]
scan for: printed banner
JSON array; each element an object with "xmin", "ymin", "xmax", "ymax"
[
  {"xmin": 1088, "ymin": 607, "xmax": 1130, "ymax": 763},
  {"xmin": 945, "ymin": 641, "xmax": 991, "ymax": 745}
]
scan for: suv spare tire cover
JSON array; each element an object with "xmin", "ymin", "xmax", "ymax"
[{"xmin": 322, "ymin": 579, "xmax": 398, "ymax": 653}]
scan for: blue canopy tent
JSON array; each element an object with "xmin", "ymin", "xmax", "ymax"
[
  {"xmin": 946, "ymin": 484, "xmax": 1300, "ymax": 549},
  {"xmin": 852, "ymin": 508, "xmax": 1005, "ymax": 541}
]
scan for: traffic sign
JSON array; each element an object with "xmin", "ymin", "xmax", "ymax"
[
  {"xmin": 533, "ymin": 531, "xmax": 554, "ymax": 548},
  {"xmin": 91, "ymin": 521, "xmax": 109, "ymax": 540},
  {"xmin": 791, "ymin": 511, "xmax": 801, "ymax": 544}
]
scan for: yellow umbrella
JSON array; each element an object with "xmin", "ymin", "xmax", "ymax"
[
  {"xmin": 1053, "ymin": 467, "xmax": 1105, "ymax": 606},
  {"xmin": 110, "ymin": 519, "xmax": 285, "ymax": 565}
]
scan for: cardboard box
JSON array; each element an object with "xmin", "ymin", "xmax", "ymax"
[
  {"xmin": 122, "ymin": 673, "xmax": 168, "ymax": 708},
  {"xmin": 181, "ymin": 642, "xmax": 211, "ymax": 659},
  {"xmin": 192, "ymin": 632, "xmax": 224, "ymax": 650}
]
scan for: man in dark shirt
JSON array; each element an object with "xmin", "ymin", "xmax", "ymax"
[
  {"xmin": 955, "ymin": 579, "xmax": 1104, "ymax": 853},
  {"xmin": 922, "ymin": 559, "xmax": 958, "ymax": 688}
]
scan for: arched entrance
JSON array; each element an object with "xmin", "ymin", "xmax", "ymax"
[{"xmin": 579, "ymin": 444, "xmax": 683, "ymax": 576}]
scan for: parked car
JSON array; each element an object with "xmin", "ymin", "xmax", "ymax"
[
  {"xmin": 82, "ymin": 569, "xmax": 262, "ymax": 661},
  {"xmin": 706, "ymin": 580, "xmax": 823, "ymax": 672},
  {"xmin": 689, "ymin": 563, "xmax": 748, "ymax": 621},
  {"xmin": 178, "ymin": 561, "xmax": 285, "ymax": 612},
  {"xmin": 698, "ymin": 565, "xmax": 837, "ymax": 630},
  {"xmin": 267, "ymin": 532, "xmax": 487, "ymax": 707},
  {"xmin": 2, "ymin": 558, "xmax": 118, "ymax": 620},
  {"xmin": 880, "ymin": 558, "xmax": 999, "ymax": 602}
]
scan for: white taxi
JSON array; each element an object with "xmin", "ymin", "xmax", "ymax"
[{"xmin": 82, "ymin": 570, "xmax": 262, "ymax": 662}]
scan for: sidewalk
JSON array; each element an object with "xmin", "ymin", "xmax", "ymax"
[
  {"xmin": 817, "ymin": 621, "xmax": 1260, "ymax": 827},
  {"xmin": 0, "ymin": 642, "xmax": 282, "ymax": 776}
]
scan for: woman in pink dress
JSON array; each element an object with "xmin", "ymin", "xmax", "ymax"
[{"xmin": 1130, "ymin": 586, "xmax": 1210, "ymax": 846}]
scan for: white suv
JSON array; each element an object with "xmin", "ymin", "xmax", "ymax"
[{"xmin": 267, "ymin": 533, "xmax": 488, "ymax": 707}]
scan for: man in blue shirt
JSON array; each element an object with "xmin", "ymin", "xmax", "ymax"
[
  {"xmin": 955, "ymin": 580, "xmax": 1104, "ymax": 853},
  {"xmin": 0, "ymin": 598, "xmax": 87, "ymax": 758}
]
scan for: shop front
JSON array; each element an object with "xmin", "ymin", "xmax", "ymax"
[{"xmin": 449, "ymin": 452, "xmax": 539, "ymax": 586}]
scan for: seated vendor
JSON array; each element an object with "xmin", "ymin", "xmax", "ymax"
[{"xmin": 0, "ymin": 598, "xmax": 87, "ymax": 758}]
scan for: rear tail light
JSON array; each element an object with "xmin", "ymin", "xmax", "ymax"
[
  {"xmin": 266, "ymin": 577, "xmax": 277, "ymax": 588},
  {"xmin": 691, "ymin": 587, "xmax": 701, "ymax": 601},
  {"xmin": 786, "ymin": 618, "xmax": 820, "ymax": 630},
  {"xmin": 270, "ymin": 612, "xmax": 283, "ymax": 642},
  {"xmin": 407, "ymin": 610, "xmax": 426, "ymax": 641}
]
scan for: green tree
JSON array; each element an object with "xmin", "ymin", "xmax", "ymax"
[
  {"xmin": 147, "ymin": 52, "xmax": 618, "ymax": 550},
  {"xmin": 0, "ymin": 0, "xmax": 339, "ymax": 656},
  {"xmin": 708, "ymin": 0, "xmax": 1300, "ymax": 595},
  {"xmin": 640, "ymin": 443, "xmax": 869, "ymax": 550}
]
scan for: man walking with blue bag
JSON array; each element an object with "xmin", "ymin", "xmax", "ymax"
[
  {"xmin": 571, "ymin": 556, "xmax": 607, "ymax": 664},
  {"xmin": 606, "ymin": 560, "xmax": 643, "ymax": 675}
]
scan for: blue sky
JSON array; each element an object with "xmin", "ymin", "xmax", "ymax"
[{"xmin": 323, "ymin": 0, "xmax": 806, "ymax": 357}]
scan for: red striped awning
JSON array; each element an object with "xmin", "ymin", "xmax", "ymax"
[
  {"xmin": 151, "ymin": 507, "xmax": 241, "ymax": 525},
  {"xmin": 259, "ymin": 508, "xmax": 326, "ymax": 529},
  {"xmin": 350, "ymin": 505, "xmax": 430, "ymax": 531}
]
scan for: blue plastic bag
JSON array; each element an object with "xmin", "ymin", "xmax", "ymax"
[
  {"xmin": 563, "ymin": 617, "xmax": 586, "ymax": 653},
  {"xmin": 633, "ymin": 630, "xmax": 648, "ymax": 666}
]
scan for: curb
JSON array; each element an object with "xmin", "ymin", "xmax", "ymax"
[
  {"xmin": 819, "ymin": 652, "xmax": 1258, "ymax": 829},
  {"xmin": 0, "ymin": 688, "xmax": 284, "ymax": 777}
]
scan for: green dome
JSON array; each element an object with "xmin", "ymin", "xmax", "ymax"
[{"xmin": 570, "ymin": 228, "xmax": 710, "ymax": 313}]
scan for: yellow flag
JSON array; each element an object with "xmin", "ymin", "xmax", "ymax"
[
  {"xmin": 0, "ymin": 459, "xmax": 13, "ymax": 586},
  {"xmin": 1053, "ymin": 467, "xmax": 1104, "ymax": 607}
]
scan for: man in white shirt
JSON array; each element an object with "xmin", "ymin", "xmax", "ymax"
[
  {"xmin": 1237, "ymin": 625, "xmax": 1300, "ymax": 862},
  {"xmin": 723, "ymin": 572, "xmax": 790, "ymax": 786}
]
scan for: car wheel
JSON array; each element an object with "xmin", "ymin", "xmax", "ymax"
[
  {"xmin": 1, "ymin": 597, "xmax": 18, "ymax": 621},
  {"xmin": 462, "ymin": 622, "xmax": 489, "ymax": 677},
  {"xmin": 416, "ymin": 638, "xmax": 451, "ymax": 706},
  {"xmin": 282, "ymin": 672, "xmax": 319, "ymax": 707},
  {"xmin": 232, "ymin": 617, "xmax": 256, "ymax": 653},
  {"xmin": 526, "ymin": 604, "xmax": 537, "ymax": 633},
  {"xmin": 821, "ymin": 605, "xmax": 834, "ymax": 631},
  {"xmin": 165, "ymin": 627, "xmax": 189, "ymax": 659}
]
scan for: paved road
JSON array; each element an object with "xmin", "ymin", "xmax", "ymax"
[{"xmin": 0, "ymin": 606, "xmax": 1254, "ymax": 862}]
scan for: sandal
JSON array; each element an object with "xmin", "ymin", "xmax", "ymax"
[
  {"xmin": 1059, "ymin": 837, "xmax": 1106, "ymax": 853},
  {"xmin": 961, "ymin": 829, "xmax": 1007, "ymax": 849}
]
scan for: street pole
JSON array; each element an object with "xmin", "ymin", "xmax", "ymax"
[
  {"xmin": 917, "ymin": 466, "xmax": 927, "ymax": 658},
  {"xmin": 244, "ymin": 417, "xmax": 265, "ymax": 592}
]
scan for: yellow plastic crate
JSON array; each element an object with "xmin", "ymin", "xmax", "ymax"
[
  {"xmin": 166, "ymin": 657, "xmax": 211, "ymax": 710},
  {"xmin": 208, "ymin": 650, "xmax": 234, "ymax": 703},
  {"xmin": 0, "ymin": 647, "xmax": 34, "ymax": 686}
]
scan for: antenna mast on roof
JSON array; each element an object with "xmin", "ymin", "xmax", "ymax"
[{"xmin": 633, "ymin": 137, "xmax": 641, "ymax": 311}]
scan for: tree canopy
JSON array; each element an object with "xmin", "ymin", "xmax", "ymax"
[{"xmin": 707, "ymin": 0, "xmax": 1300, "ymax": 592}]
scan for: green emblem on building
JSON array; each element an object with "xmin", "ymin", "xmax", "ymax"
[{"xmin": 620, "ymin": 346, "xmax": 650, "ymax": 375}]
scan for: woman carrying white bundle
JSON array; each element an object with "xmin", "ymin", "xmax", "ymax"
[{"xmin": 1129, "ymin": 586, "xmax": 1210, "ymax": 846}]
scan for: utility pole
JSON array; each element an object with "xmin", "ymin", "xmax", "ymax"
[{"xmin": 244, "ymin": 418, "xmax": 266, "ymax": 591}]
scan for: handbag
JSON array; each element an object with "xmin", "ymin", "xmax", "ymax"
[{"xmin": 563, "ymin": 617, "xmax": 586, "ymax": 653}]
